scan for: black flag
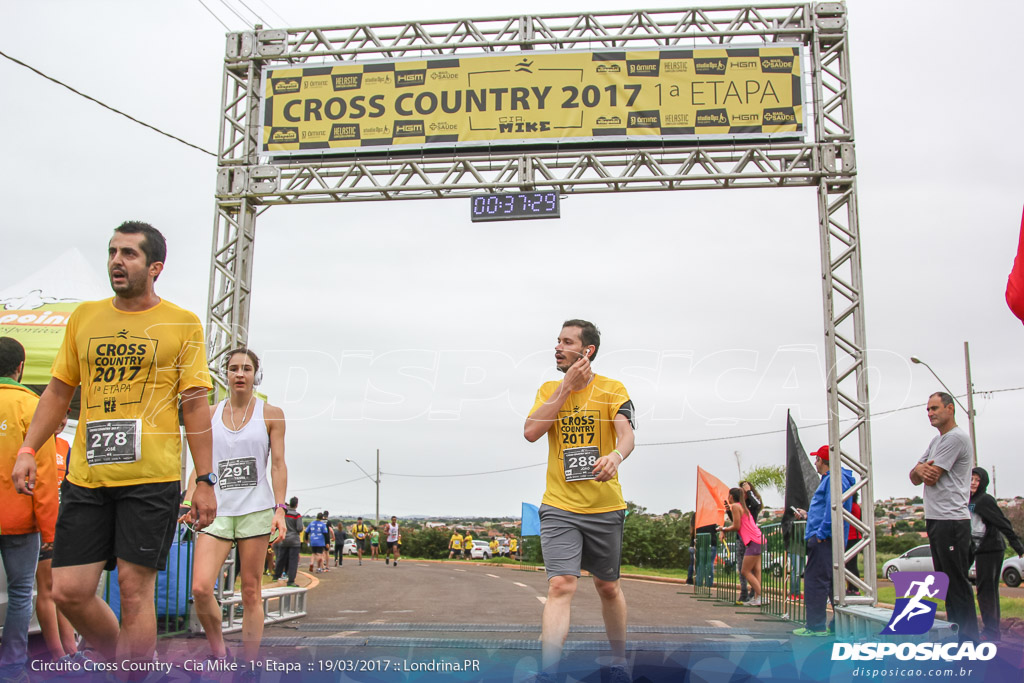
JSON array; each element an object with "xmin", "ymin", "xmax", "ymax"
[{"xmin": 781, "ymin": 410, "xmax": 821, "ymax": 545}]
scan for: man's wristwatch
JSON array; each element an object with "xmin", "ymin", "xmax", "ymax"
[{"xmin": 196, "ymin": 472, "xmax": 218, "ymax": 486}]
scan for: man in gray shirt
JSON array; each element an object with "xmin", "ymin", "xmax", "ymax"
[{"xmin": 909, "ymin": 392, "xmax": 977, "ymax": 642}]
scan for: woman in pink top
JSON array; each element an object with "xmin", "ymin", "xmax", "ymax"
[{"xmin": 719, "ymin": 487, "xmax": 764, "ymax": 606}]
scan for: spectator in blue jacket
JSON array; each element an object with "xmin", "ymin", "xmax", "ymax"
[{"xmin": 792, "ymin": 445, "xmax": 855, "ymax": 636}]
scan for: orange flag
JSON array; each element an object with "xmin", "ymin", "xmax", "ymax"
[{"xmin": 694, "ymin": 466, "xmax": 731, "ymax": 530}]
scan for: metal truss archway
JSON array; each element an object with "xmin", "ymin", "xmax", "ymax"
[{"xmin": 207, "ymin": 2, "xmax": 875, "ymax": 613}]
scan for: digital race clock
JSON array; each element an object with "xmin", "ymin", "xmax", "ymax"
[{"xmin": 470, "ymin": 192, "xmax": 560, "ymax": 223}]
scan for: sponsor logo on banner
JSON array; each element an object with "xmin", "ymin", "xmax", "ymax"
[
  {"xmin": 332, "ymin": 73, "xmax": 362, "ymax": 91},
  {"xmin": 763, "ymin": 107, "xmax": 797, "ymax": 125},
  {"xmin": 761, "ymin": 55, "xmax": 796, "ymax": 73},
  {"xmin": 430, "ymin": 71, "xmax": 459, "ymax": 81},
  {"xmin": 396, "ymin": 70, "xmax": 427, "ymax": 87},
  {"xmin": 595, "ymin": 116, "xmax": 622, "ymax": 126},
  {"xmin": 732, "ymin": 113, "xmax": 759, "ymax": 122},
  {"xmin": 626, "ymin": 60, "xmax": 660, "ymax": 77},
  {"xmin": 664, "ymin": 113, "xmax": 690, "ymax": 125},
  {"xmin": 663, "ymin": 61, "xmax": 688, "ymax": 73},
  {"xmin": 627, "ymin": 110, "xmax": 661, "ymax": 128},
  {"xmin": 394, "ymin": 120, "xmax": 425, "ymax": 137},
  {"xmin": 271, "ymin": 78, "xmax": 301, "ymax": 95},
  {"xmin": 329, "ymin": 124, "xmax": 360, "ymax": 141},
  {"xmin": 269, "ymin": 127, "xmax": 299, "ymax": 143},
  {"xmin": 596, "ymin": 64, "xmax": 621, "ymax": 73},
  {"xmin": 695, "ymin": 109, "xmax": 729, "ymax": 126},
  {"xmin": 729, "ymin": 59, "xmax": 758, "ymax": 70},
  {"xmin": 364, "ymin": 74, "xmax": 392, "ymax": 85},
  {"xmin": 831, "ymin": 572, "xmax": 998, "ymax": 663},
  {"xmin": 694, "ymin": 58, "xmax": 727, "ymax": 75},
  {"xmin": 429, "ymin": 122, "xmax": 458, "ymax": 132}
]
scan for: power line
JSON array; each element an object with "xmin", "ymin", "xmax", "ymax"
[
  {"xmin": 637, "ymin": 386, "xmax": 1024, "ymax": 448},
  {"xmin": 292, "ymin": 475, "xmax": 366, "ymax": 492},
  {"xmin": 0, "ymin": 49, "xmax": 216, "ymax": 158},
  {"xmin": 234, "ymin": 0, "xmax": 270, "ymax": 27},
  {"xmin": 383, "ymin": 462, "xmax": 546, "ymax": 478},
  {"xmin": 254, "ymin": 0, "xmax": 289, "ymax": 26},
  {"xmin": 194, "ymin": 0, "xmax": 231, "ymax": 31},
  {"xmin": 301, "ymin": 386, "xmax": 1024, "ymax": 485},
  {"xmin": 216, "ymin": 0, "xmax": 252, "ymax": 26}
]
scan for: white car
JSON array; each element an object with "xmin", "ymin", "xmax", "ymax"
[
  {"xmin": 968, "ymin": 555, "xmax": 1023, "ymax": 588},
  {"xmin": 884, "ymin": 545, "xmax": 1023, "ymax": 588},
  {"xmin": 342, "ymin": 538, "xmax": 358, "ymax": 555},
  {"xmin": 881, "ymin": 544, "xmax": 934, "ymax": 579},
  {"xmin": 470, "ymin": 540, "xmax": 492, "ymax": 560}
]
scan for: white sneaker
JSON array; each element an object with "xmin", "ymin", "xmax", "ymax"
[{"xmin": 747, "ymin": 597, "xmax": 762, "ymax": 606}]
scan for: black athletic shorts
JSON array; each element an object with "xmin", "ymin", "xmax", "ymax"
[{"xmin": 53, "ymin": 479, "xmax": 180, "ymax": 571}]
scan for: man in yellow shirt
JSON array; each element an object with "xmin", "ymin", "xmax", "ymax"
[
  {"xmin": 462, "ymin": 531, "xmax": 474, "ymax": 559},
  {"xmin": 350, "ymin": 517, "xmax": 370, "ymax": 565},
  {"xmin": 447, "ymin": 530, "xmax": 463, "ymax": 559},
  {"xmin": 13, "ymin": 222, "xmax": 216, "ymax": 670},
  {"xmin": 524, "ymin": 319, "xmax": 635, "ymax": 675}
]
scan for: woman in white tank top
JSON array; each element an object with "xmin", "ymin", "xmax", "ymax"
[{"xmin": 179, "ymin": 348, "xmax": 287, "ymax": 670}]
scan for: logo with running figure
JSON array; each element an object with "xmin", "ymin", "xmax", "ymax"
[{"xmin": 881, "ymin": 571, "xmax": 949, "ymax": 635}]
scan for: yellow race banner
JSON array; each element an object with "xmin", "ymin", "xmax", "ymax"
[{"xmin": 261, "ymin": 46, "xmax": 803, "ymax": 155}]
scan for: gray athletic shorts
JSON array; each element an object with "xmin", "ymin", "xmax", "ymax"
[{"xmin": 539, "ymin": 504, "xmax": 625, "ymax": 581}]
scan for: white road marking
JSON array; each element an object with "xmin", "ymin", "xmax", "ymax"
[
  {"xmin": 383, "ymin": 610, "xmax": 413, "ymax": 613},
  {"xmin": 486, "ymin": 574, "xmax": 500, "ymax": 578},
  {"xmin": 707, "ymin": 620, "xmax": 730, "ymax": 628},
  {"xmin": 536, "ymin": 596, "xmax": 547, "ymax": 604},
  {"xmin": 513, "ymin": 582, "xmax": 529, "ymax": 588},
  {"xmin": 336, "ymin": 610, "xmax": 368, "ymax": 613},
  {"xmin": 454, "ymin": 569, "xmax": 466, "ymax": 572}
]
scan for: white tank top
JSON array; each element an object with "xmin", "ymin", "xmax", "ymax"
[
  {"xmin": 387, "ymin": 523, "xmax": 399, "ymax": 543},
  {"xmin": 211, "ymin": 399, "xmax": 274, "ymax": 516}
]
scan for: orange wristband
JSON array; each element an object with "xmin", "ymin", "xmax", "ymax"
[{"xmin": 17, "ymin": 447, "xmax": 36, "ymax": 457}]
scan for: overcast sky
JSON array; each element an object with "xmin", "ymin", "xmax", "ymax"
[{"xmin": 2, "ymin": 0, "xmax": 1022, "ymax": 518}]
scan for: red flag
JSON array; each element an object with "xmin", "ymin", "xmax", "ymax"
[
  {"xmin": 694, "ymin": 466, "xmax": 731, "ymax": 530},
  {"xmin": 1006, "ymin": 205, "xmax": 1024, "ymax": 323}
]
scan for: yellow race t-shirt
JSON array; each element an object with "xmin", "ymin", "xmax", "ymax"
[
  {"xmin": 352, "ymin": 523, "xmax": 368, "ymax": 540},
  {"xmin": 51, "ymin": 299, "xmax": 211, "ymax": 487},
  {"xmin": 509, "ymin": 538, "xmax": 518, "ymax": 552},
  {"xmin": 532, "ymin": 374, "xmax": 631, "ymax": 514},
  {"xmin": 449, "ymin": 533, "xmax": 463, "ymax": 550}
]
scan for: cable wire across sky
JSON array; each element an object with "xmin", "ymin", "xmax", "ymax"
[{"xmin": 0, "ymin": 49, "xmax": 217, "ymax": 158}]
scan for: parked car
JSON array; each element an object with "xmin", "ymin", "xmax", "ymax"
[
  {"xmin": 470, "ymin": 540, "xmax": 492, "ymax": 560},
  {"xmin": 881, "ymin": 544, "xmax": 934, "ymax": 579},
  {"xmin": 883, "ymin": 544, "xmax": 1022, "ymax": 587},
  {"xmin": 968, "ymin": 555, "xmax": 1023, "ymax": 588},
  {"xmin": 342, "ymin": 538, "xmax": 358, "ymax": 555}
]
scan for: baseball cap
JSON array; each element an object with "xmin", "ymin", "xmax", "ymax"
[{"xmin": 810, "ymin": 445, "xmax": 829, "ymax": 462}]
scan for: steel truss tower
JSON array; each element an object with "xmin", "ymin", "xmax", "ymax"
[{"xmin": 208, "ymin": 2, "xmax": 874, "ymax": 610}]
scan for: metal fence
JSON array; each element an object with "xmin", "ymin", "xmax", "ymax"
[{"xmin": 695, "ymin": 522, "xmax": 808, "ymax": 625}]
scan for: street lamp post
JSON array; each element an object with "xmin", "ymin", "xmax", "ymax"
[
  {"xmin": 346, "ymin": 449, "xmax": 380, "ymax": 526},
  {"xmin": 910, "ymin": 344, "xmax": 978, "ymax": 465}
]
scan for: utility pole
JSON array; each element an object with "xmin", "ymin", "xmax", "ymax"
[{"xmin": 964, "ymin": 342, "xmax": 977, "ymax": 466}]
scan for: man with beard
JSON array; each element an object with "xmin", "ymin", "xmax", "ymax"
[
  {"xmin": 524, "ymin": 319, "xmax": 635, "ymax": 679},
  {"xmin": 12, "ymin": 221, "xmax": 215, "ymax": 671}
]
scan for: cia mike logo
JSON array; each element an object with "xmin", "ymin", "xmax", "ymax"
[{"xmin": 881, "ymin": 571, "xmax": 948, "ymax": 635}]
